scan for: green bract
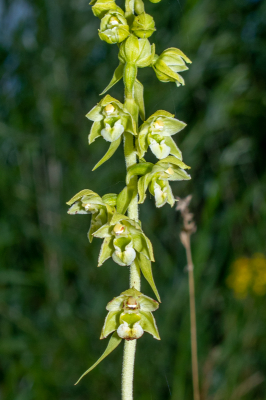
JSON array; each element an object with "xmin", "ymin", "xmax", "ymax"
[
  {"xmin": 137, "ymin": 110, "xmax": 186, "ymax": 160},
  {"xmin": 126, "ymin": 156, "xmax": 191, "ymax": 208},
  {"xmin": 118, "ymin": 35, "xmax": 155, "ymax": 67},
  {"xmin": 152, "ymin": 47, "xmax": 192, "ymax": 86},
  {"xmin": 131, "ymin": 13, "xmax": 156, "ymax": 38},
  {"xmin": 99, "ymin": 10, "xmax": 130, "ymax": 44},
  {"xmin": 93, "ymin": 213, "xmax": 154, "ymax": 266},
  {"xmin": 101, "ymin": 287, "xmax": 160, "ymax": 340},
  {"xmin": 66, "ymin": 189, "xmax": 116, "ymax": 242},
  {"xmin": 90, "ymin": 0, "xmax": 124, "ymax": 19}
]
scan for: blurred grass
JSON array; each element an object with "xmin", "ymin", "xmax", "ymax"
[{"xmin": 0, "ymin": 0, "xmax": 266, "ymax": 398}]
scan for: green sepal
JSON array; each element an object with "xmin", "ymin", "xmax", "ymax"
[
  {"xmin": 116, "ymin": 184, "xmax": 137, "ymax": 214},
  {"xmin": 102, "ymin": 193, "xmax": 117, "ymax": 206},
  {"xmin": 100, "ymin": 63, "xmax": 124, "ymax": 95},
  {"xmin": 126, "ymin": 162, "xmax": 153, "ymax": 184},
  {"xmin": 139, "ymin": 310, "xmax": 160, "ymax": 339},
  {"xmin": 89, "ymin": 121, "xmax": 103, "ymax": 144},
  {"xmin": 138, "ymin": 173, "xmax": 152, "ymax": 203},
  {"xmin": 100, "ymin": 310, "xmax": 121, "ymax": 339},
  {"xmin": 132, "ymin": 232, "xmax": 154, "ymax": 261},
  {"xmin": 158, "ymin": 156, "xmax": 190, "ymax": 169},
  {"xmin": 98, "ymin": 237, "xmax": 114, "ymax": 266},
  {"xmin": 163, "ymin": 136, "xmax": 182, "ymax": 160},
  {"xmin": 66, "ymin": 189, "xmax": 98, "ymax": 206},
  {"xmin": 136, "ymin": 253, "xmax": 160, "ymax": 302},
  {"xmin": 92, "ymin": 136, "xmax": 122, "ymax": 171},
  {"xmin": 148, "ymin": 110, "xmax": 174, "ymax": 119},
  {"xmin": 134, "ymin": 79, "xmax": 145, "ymax": 121},
  {"xmin": 75, "ymin": 332, "xmax": 122, "ymax": 384}
]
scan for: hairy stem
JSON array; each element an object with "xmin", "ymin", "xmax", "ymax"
[
  {"xmin": 122, "ymin": 65, "xmax": 141, "ymax": 400},
  {"xmin": 185, "ymin": 237, "xmax": 200, "ymax": 400}
]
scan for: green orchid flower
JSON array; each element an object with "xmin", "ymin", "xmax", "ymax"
[
  {"xmin": 86, "ymin": 95, "xmax": 136, "ymax": 170},
  {"xmin": 75, "ymin": 288, "xmax": 159, "ymax": 384},
  {"xmin": 93, "ymin": 213, "xmax": 154, "ymax": 267},
  {"xmin": 152, "ymin": 47, "xmax": 192, "ymax": 86},
  {"xmin": 126, "ymin": 156, "xmax": 191, "ymax": 208},
  {"xmin": 131, "ymin": 13, "xmax": 156, "ymax": 38},
  {"xmin": 137, "ymin": 110, "xmax": 186, "ymax": 160},
  {"xmin": 99, "ymin": 10, "xmax": 130, "ymax": 44},
  {"xmin": 66, "ymin": 189, "xmax": 116, "ymax": 242},
  {"xmin": 101, "ymin": 287, "xmax": 160, "ymax": 340}
]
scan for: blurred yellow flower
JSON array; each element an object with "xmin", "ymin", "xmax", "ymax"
[{"xmin": 227, "ymin": 253, "xmax": 266, "ymax": 298}]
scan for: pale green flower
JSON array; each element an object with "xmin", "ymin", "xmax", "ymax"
[
  {"xmin": 66, "ymin": 189, "xmax": 116, "ymax": 242},
  {"xmin": 152, "ymin": 47, "xmax": 192, "ymax": 86},
  {"xmin": 90, "ymin": 0, "xmax": 124, "ymax": 19},
  {"xmin": 126, "ymin": 156, "xmax": 191, "ymax": 208},
  {"xmin": 137, "ymin": 110, "xmax": 186, "ymax": 160},
  {"xmin": 101, "ymin": 287, "xmax": 160, "ymax": 340}
]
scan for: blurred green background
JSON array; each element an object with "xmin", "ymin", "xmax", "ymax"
[{"xmin": 1, "ymin": 0, "xmax": 266, "ymax": 398}]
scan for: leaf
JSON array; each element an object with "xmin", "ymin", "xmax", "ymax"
[
  {"xmin": 66, "ymin": 189, "xmax": 98, "ymax": 205},
  {"xmin": 98, "ymin": 237, "xmax": 114, "ymax": 266},
  {"xmin": 126, "ymin": 162, "xmax": 153, "ymax": 184},
  {"xmin": 134, "ymin": 79, "xmax": 145, "ymax": 121},
  {"xmin": 92, "ymin": 136, "xmax": 122, "ymax": 171},
  {"xmin": 100, "ymin": 64, "xmax": 124, "ymax": 95},
  {"xmin": 75, "ymin": 332, "xmax": 122, "ymax": 385},
  {"xmin": 116, "ymin": 185, "xmax": 137, "ymax": 215},
  {"xmin": 137, "ymin": 253, "xmax": 161, "ymax": 302},
  {"xmin": 139, "ymin": 311, "xmax": 160, "ymax": 340}
]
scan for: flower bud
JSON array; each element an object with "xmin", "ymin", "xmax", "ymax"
[
  {"xmin": 118, "ymin": 35, "xmax": 155, "ymax": 67},
  {"xmin": 99, "ymin": 10, "xmax": 130, "ymax": 44},
  {"xmin": 131, "ymin": 13, "xmax": 156, "ymax": 38},
  {"xmin": 134, "ymin": 0, "xmax": 145, "ymax": 15},
  {"xmin": 90, "ymin": 0, "xmax": 123, "ymax": 19},
  {"xmin": 152, "ymin": 47, "xmax": 192, "ymax": 86}
]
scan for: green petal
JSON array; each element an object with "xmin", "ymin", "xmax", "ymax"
[
  {"xmin": 98, "ymin": 237, "xmax": 114, "ymax": 266},
  {"xmin": 139, "ymin": 311, "xmax": 160, "ymax": 340},
  {"xmin": 138, "ymin": 294, "xmax": 159, "ymax": 311},
  {"xmin": 148, "ymin": 110, "xmax": 174, "ymax": 119},
  {"xmin": 92, "ymin": 136, "xmax": 122, "ymax": 171},
  {"xmin": 93, "ymin": 224, "xmax": 111, "ymax": 238},
  {"xmin": 100, "ymin": 311, "xmax": 121, "ymax": 339},
  {"xmin": 138, "ymin": 174, "xmax": 151, "ymax": 204},
  {"xmin": 102, "ymin": 193, "xmax": 117, "ymax": 207},
  {"xmin": 106, "ymin": 294, "xmax": 125, "ymax": 311},
  {"xmin": 136, "ymin": 253, "xmax": 160, "ymax": 302},
  {"xmin": 66, "ymin": 189, "xmax": 98, "ymax": 206},
  {"xmin": 75, "ymin": 332, "xmax": 122, "ymax": 384},
  {"xmin": 166, "ymin": 183, "xmax": 175, "ymax": 207},
  {"xmin": 158, "ymin": 156, "xmax": 190, "ymax": 169}
]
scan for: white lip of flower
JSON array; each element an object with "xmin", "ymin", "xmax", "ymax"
[
  {"xmin": 153, "ymin": 120, "xmax": 164, "ymax": 130},
  {"xmin": 104, "ymin": 104, "xmax": 115, "ymax": 115},
  {"xmin": 166, "ymin": 167, "xmax": 174, "ymax": 175},
  {"xmin": 117, "ymin": 321, "xmax": 144, "ymax": 340},
  {"xmin": 149, "ymin": 138, "xmax": 170, "ymax": 159},
  {"xmin": 112, "ymin": 241, "xmax": 136, "ymax": 266},
  {"xmin": 154, "ymin": 182, "xmax": 168, "ymax": 207},
  {"xmin": 109, "ymin": 17, "xmax": 120, "ymax": 26},
  {"xmin": 101, "ymin": 120, "xmax": 125, "ymax": 142},
  {"xmin": 113, "ymin": 223, "xmax": 125, "ymax": 235}
]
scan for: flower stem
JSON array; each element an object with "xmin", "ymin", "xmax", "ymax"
[{"xmin": 122, "ymin": 52, "xmax": 141, "ymax": 399}]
